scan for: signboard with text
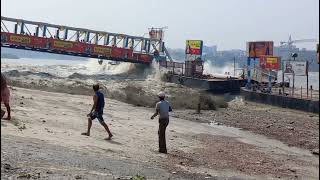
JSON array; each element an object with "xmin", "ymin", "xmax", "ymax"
[
  {"xmin": 246, "ymin": 41, "xmax": 273, "ymax": 58},
  {"xmin": 283, "ymin": 61, "xmax": 307, "ymax": 76},
  {"xmin": 185, "ymin": 40, "xmax": 203, "ymax": 55},
  {"xmin": 259, "ymin": 56, "xmax": 280, "ymax": 70}
]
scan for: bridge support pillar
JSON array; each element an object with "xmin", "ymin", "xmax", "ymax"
[
  {"xmin": 95, "ymin": 33, "xmax": 99, "ymax": 44},
  {"xmin": 35, "ymin": 26, "xmax": 39, "ymax": 36},
  {"xmin": 86, "ymin": 32, "xmax": 90, "ymax": 42},
  {"xmin": 14, "ymin": 24, "xmax": 18, "ymax": 34},
  {"xmin": 42, "ymin": 25, "xmax": 47, "ymax": 37},
  {"xmin": 160, "ymin": 42, "xmax": 165, "ymax": 52},
  {"xmin": 104, "ymin": 35, "xmax": 109, "ymax": 45},
  {"xmin": 64, "ymin": 29, "xmax": 68, "ymax": 40},
  {"xmin": 123, "ymin": 37, "xmax": 128, "ymax": 48},
  {"xmin": 20, "ymin": 22, "xmax": 25, "ymax": 34},
  {"xmin": 147, "ymin": 40, "xmax": 151, "ymax": 53},
  {"xmin": 141, "ymin": 40, "xmax": 146, "ymax": 51},
  {"xmin": 113, "ymin": 36, "xmax": 116, "ymax": 46},
  {"xmin": 131, "ymin": 38, "xmax": 134, "ymax": 49},
  {"xmin": 76, "ymin": 31, "xmax": 80, "ymax": 41},
  {"xmin": 56, "ymin": 29, "xmax": 60, "ymax": 38}
]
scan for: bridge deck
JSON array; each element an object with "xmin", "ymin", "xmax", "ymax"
[{"xmin": 1, "ymin": 16, "xmax": 170, "ymax": 64}]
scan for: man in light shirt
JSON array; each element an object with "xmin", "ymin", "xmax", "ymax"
[{"xmin": 151, "ymin": 91, "xmax": 172, "ymax": 154}]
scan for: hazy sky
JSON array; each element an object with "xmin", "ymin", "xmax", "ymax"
[{"xmin": 1, "ymin": 0, "xmax": 319, "ymax": 50}]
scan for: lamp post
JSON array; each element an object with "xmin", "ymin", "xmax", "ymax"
[{"xmin": 291, "ymin": 53, "xmax": 298, "ymax": 96}]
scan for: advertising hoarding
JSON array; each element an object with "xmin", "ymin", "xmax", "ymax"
[
  {"xmin": 247, "ymin": 41, "xmax": 273, "ymax": 57},
  {"xmin": 283, "ymin": 61, "xmax": 307, "ymax": 76},
  {"xmin": 186, "ymin": 40, "xmax": 203, "ymax": 55},
  {"xmin": 259, "ymin": 56, "xmax": 281, "ymax": 70}
]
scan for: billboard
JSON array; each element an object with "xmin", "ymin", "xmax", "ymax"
[
  {"xmin": 93, "ymin": 45, "xmax": 112, "ymax": 56},
  {"xmin": 259, "ymin": 56, "xmax": 281, "ymax": 70},
  {"xmin": 283, "ymin": 61, "xmax": 307, "ymax": 76},
  {"xmin": 9, "ymin": 34, "xmax": 31, "ymax": 43},
  {"xmin": 186, "ymin": 40, "xmax": 203, "ymax": 55},
  {"xmin": 1, "ymin": 32, "xmax": 46, "ymax": 48},
  {"xmin": 247, "ymin": 41, "xmax": 273, "ymax": 57},
  {"xmin": 53, "ymin": 40, "xmax": 74, "ymax": 49}
]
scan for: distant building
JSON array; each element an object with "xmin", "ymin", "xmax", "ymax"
[
  {"xmin": 203, "ymin": 45, "xmax": 218, "ymax": 56},
  {"xmin": 274, "ymin": 44, "xmax": 318, "ymax": 71},
  {"xmin": 274, "ymin": 44, "xmax": 299, "ymax": 60}
]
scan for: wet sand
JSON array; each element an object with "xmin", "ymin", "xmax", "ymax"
[{"xmin": 1, "ymin": 87, "xmax": 319, "ymax": 180}]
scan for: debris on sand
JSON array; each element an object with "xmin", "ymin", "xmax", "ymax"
[
  {"xmin": 18, "ymin": 124, "xmax": 27, "ymax": 130},
  {"xmin": 116, "ymin": 175, "xmax": 146, "ymax": 180},
  {"xmin": 3, "ymin": 163, "xmax": 12, "ymax": 170},
  {"xmin": 132, "ymin": 175, "xmax": 146, "ymax": 180},
  {"xmin": 17, "ymin": 172, "xmax": 32, "ymax": 179},
  {"xmin": 312, "ymin": 149, "xmax": 319, "ymax": 155},
  {"xmin": 75, "ymin": 174, "xmax": 82, "ymax": 179}
]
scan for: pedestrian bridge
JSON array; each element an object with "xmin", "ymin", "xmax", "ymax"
[{"xmin": 1, "ymin": 16, "xmax": 171, "ymax": 64}]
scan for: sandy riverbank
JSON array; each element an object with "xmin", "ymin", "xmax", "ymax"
[{"xmin": 1, "ymin": 87, "xmax": 319, "ymax": 180}]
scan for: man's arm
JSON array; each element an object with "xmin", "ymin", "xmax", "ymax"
[
  {"xmin": 151, "ymin": 109, "xmax": 159, "ymax": 119},
  {"xmin": 89, "ymin": 95, "xmax": 98, "ymax": 114},
  {"xmin": 151, "ymin": 103, "xmax": 159, "ymax": 119},
  {"xmin": 169, "ymin": 106, "xmax": 172, "ymax": 112}
]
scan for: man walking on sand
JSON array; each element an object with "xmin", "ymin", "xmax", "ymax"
[
  {"xmin": 151, "ymin": 92, "xmax": 172, "ymax": 154},
  {"xmin": 82, "ymin": 84, "xmax": 113, "ymax": 140},
  {"xmin": 1, "ymin": 73, "xmax": 11, "ymax": 120}
]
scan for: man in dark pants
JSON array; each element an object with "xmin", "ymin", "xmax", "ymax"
[
  {"xmin": 82, "ymin": 84, "xmax": 113, "ymax": 140},
  {"xmin": 151, "ymin": 92, "xmax": 172, "ymax": 154}
]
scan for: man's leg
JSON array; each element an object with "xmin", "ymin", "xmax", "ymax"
[
  {"xmin": 1, "ymin": 109, "xmax": 5, "ymax": 119},
  {"xmin": 158, "ymin": 119, "xmax": 169, "ymax": 153},
  {"xmin": 97, "ymin": 114, "xmax": 113, "ymax": 139},
  {"xmin": 86, "ymin": 117, "xmax": 92, "ymax": 135},
  {"xmin": 82, "ymin": 117, "xmax": 93, "ymax": 136},
  {"xmin": 99, "ymin": 121, "xmax": 113, "ymax": 140},
  {"xmin": 4, "ymin": 103, "xmax": 11, "ymax": 120}
]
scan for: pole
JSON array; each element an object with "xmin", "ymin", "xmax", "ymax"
[
  {"xmin": 268, "ymin": 70, "xmax": 272, "ymax": 93},
  {"xmin": 292, "ymin": 73, "xmax": 295, "ymax": 97},
  {"xmin": 310, "ymin": 85, "xmax": 313, "ymax": 100},
  {"xmin": 301, "ymin": 86, "xmax": 302, "ymax": 99},
  {"xmin": 253, "ymin": 58, "xmax": 256, "ymax": 77},
  {"xmin": 282, "ymin": 70, "xmax": 285, "ymax": 95},
  {"xmin": 306, "ymin": 61, "xmax": 309, "ymax": 98},
  {"xmin": 246, "ymin": 57, "xmax": 251, "ymax": 89},
  {"xmin": 292, "ymin": 56, "xmax": 295, "ymax": 97},
  {"xmin": 233, "ymin": 57, "xmax": 236, "ymax": 77},
  {"xmin": 173, "ymin": 64, "xmax": 175, "ymax": 75}
]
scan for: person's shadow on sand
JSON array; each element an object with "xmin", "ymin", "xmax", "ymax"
[
  {"xmin": 1, "ymin": 118, "xmax": 19, "ymax": 127},
  {"xmin": 1, "ymin": 120, "xmax": 8, "ymax": 127},
  {"xmin": 104, "ymin": 139, "xmax": 122, "ymax": 145}
]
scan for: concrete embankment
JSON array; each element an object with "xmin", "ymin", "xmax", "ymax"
[
  {"xmin": 166, "ymin": 74, "xmax": 246, "ymax": 93},
  {"xmin": 241, "ymin": 87, "xmax": 319, "ymax": 113}
]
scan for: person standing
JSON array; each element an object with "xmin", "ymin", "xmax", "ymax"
[
  {"xmin": 151, "ymin": 92, "xmax": 172, "ymax": 154},
  {"xmin": 1, "ymin": 73, "xmax": 11, "ymax": 120},
  {"xmin": 82, "ymin": 84, "xmax": 113, "ymax": 140}
]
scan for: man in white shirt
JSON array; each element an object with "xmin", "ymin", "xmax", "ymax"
[{"xmin": 151, "ymin": 91, "xmax": 172, "ymax": 154}]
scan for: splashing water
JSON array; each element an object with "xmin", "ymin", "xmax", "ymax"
[
  {"xmin": 77, "ymin": 59, "xmax": 139, "ymax": 75},
  {"xmin": 203, "ymin": 61, "xmax": 240, "ymax": 77},
  {"xmin": 227, "ymin": 96, "xmax": 245, "ymax": 109}
]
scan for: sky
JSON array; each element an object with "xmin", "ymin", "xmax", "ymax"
[{"xmin": 1, "ymin": 0, "xmax": 319, "ymax": 50}]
